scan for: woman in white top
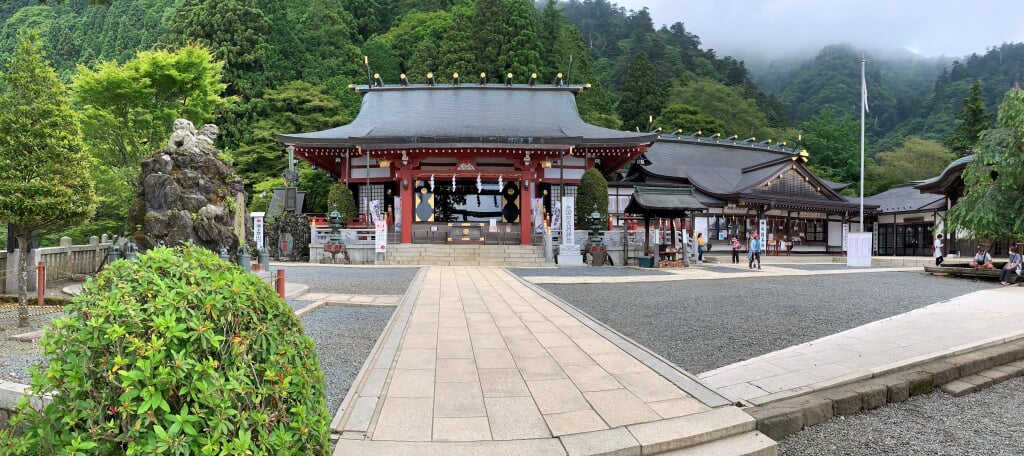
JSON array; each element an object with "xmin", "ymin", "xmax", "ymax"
[{"xmin": 933, "ymin": 234, "xmax": 944, "ymax": 266}]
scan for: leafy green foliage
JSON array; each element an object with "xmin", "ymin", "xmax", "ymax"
[
  {"xmin": 232, "ymin": 80, "xmax": 350, "ymax": 189},
  {"xmin": 575, "ymin": 168, "xmax": 608, "ymax": 228},
  {"xmin": 72, "ymin": 45, "xmax": 229, "ymax": 169},
  {"xmin": 0, "ymin": 30, "xmax": 95, "ymax": 326},
  {"xmin": 654, "ymin": 103, "xmax": 725, "ymax": 136},
  {"xmin": 945, "ymin": 87, "xmax": 1024, "ymax": 241},
  {"xmin": 668, "ymin": 78, "xmax": 770, "ymax": 138},
  {"xmin": 297, "ymin": 167, "xmax": 336, "ymax": 214},
  {"xmin": 2, "ymin": 246, "xmax": 330, "ymax": 454},
  {"xmin": 943, "ymin": 80, "xmax": 993, "ymax": 155},
  {"xmin": 867, "ymin": 137, "xmax": 956, "ymax": 195},
  {"xmin": 799, "ymin": 109, "xmax": 860, "ymax": 185},
  {"xmin": 327, "ymin": 184, "xmax": 357, "ymax": 226}
]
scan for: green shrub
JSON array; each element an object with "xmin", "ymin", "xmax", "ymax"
[
  {"xmin": 3, "ymin": 246, "xmax": 330, "ymax": 455},
  {"xmin": 575, "ymin": 168, "xmax": 609, "ymax": 228},
  {"xmin": 326, "ymin": 184, "xmax": 357, "ymax": 227}
]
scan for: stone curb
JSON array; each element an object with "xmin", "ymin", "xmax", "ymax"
[{"xmin": 746, "ymin": 339, "xmax": 1024, "ymax": 440}]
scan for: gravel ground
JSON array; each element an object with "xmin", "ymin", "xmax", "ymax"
[
  {"xmin": 301, "ymin": 305, "xmax": 393, "ymax": 414},
  {"xmin": 513, "ymin": 266, "xmax": 672, "ymax": 277},
  {"xmin": 779, "ymin": 376, "xmax": 1024, "ymax": 456},
  {"xmin": 0, "ymin": 313, "xmax": 63, "ymax": 384},
  {"xmin": 275, "ymin": 265, "xmax": 419, "ymax": 295},
  {"xmin": 532, "ymin": 270, "xmax": 989, "ymax": 374}
]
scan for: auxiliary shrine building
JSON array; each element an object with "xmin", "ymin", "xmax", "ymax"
[{"xmin": 278, "ymin": 77, "xmax": 871, "ymax": 252}]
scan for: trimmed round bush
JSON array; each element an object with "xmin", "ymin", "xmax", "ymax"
[{"xmin": 4, "ymin": 246, "xmax": 330, "ymax": 455}]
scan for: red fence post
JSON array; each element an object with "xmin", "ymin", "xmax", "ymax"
[
  {"xmin": 276, "ymin": 269, "xmax": 285, "ymax": 299},
  {"xmin": 37, "ymin": 261, "xmax": 45, "ymax": 306}
]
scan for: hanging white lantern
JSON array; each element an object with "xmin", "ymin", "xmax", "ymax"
[
  {"xmin": 476, "ymin": 173, "xmax": 482, "ymax": 193},
  {"xmin": 429, "ymin": 174, "xmax": 435, "ymax": 192},
  {"xmin": 452, "ymin": 174, "xmax": 456, "ymax": 192},
  {"xmin": 497, "ymin": 175, "xmax": 503, "ymax": 190}
]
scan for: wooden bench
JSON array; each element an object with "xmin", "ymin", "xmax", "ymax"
[{"xmin": 924, "ymin": 262, "xmax": 1022, "ymax": 283}]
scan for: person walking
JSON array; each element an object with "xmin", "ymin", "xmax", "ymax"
[
  {"xmin": 1000, "ymin": 245, "xmax": 1022, "ymax": 286},
  {"xmin": 933, "ymin": 234, "xmax": 944, "ymax": 267},
  {"xmin": 748, "ymin": 232, "xmax": 762, "ymax": 270},
  {"xmin": 696, "ymin": 233, "xmax": 706, "ymax": 263},
  {"xmin": 730, "ymin": 236, "xmax": 741, "ymax": 264}
]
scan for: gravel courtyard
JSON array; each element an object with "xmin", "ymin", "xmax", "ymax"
[{"xmin": 525, "ymin": 267, "xmax": 1021, "ymax": 455}]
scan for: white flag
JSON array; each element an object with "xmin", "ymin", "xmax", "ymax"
[{"xmin": 861, "ymin": 69, "xmax": 870, "ymax": 114}]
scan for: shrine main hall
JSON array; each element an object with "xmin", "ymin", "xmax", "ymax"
[{"xmin": 277, "ymin": 77, "xmax": 657, "ymax": 245}]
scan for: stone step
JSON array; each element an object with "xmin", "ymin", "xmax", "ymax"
[
  {"xmin": 940, "ymin": 360, "xmax": 1024, "ymax": 397},
  {"xmin": 626, "ymin": 406, "xmax": 758, "ymax": 455},
  {"xmin": 658, "ymin": 431, "xmax": 777, "ymax": 456}
]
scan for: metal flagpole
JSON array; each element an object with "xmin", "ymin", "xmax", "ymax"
[{"xmin": 859, "ymin": 56, "xmax": 866, "ymax": 232}]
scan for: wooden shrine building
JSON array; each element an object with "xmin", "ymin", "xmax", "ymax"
[{"xmin": 277, "ymin": 80, "xmax": 656, "ymax": 245}]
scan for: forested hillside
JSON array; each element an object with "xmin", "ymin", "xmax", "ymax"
[{"xmin": 1, "ymin": 0, "xmax": 1021, "ymax": 245}]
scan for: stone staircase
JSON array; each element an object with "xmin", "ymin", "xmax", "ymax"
[{"xmin": 385, "ymin": 244, "xmax": 548, "ymax": 267}]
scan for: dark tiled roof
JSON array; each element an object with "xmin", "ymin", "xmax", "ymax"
[
  {"xmin": 863, "ymin": 184, "xmax": 946, "ymax": 213},
  {"xmin": 276, "ymin": 86, "xmax": 657, "ymax": 148},
  {"xmin": 914, "ymin": 155, "xmax": 973, "ymax": 194},
  {"xmin": 625, "ymin": 185, "xmax": 707, "ymax": 218}
]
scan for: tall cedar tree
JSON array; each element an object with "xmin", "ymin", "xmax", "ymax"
[
  {"xmin": 944, "ymin": 80, "xmax": 993, "ymax": 156},
  {"xmin": 0, "ymin": 31, "xmax": 96, "ymax": 327},
  {"xmin": 945, "ymin": 87, "xmax": 1024, "ymax": 241},
  {"xmin": 575, "ymin": 168, "xmax": 609, "ymax": 228},
  {"xmin": 471, "ymin": 0, "xmax": 543, "ymax": 82},
  {"xmin": 617, "ymin": 52, "xmax": 664, "ymax": 132}
]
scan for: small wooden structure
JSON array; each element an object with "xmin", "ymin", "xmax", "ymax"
[{"xmin": 624, "ymin": 186, "xmax": 706, "ymax": 266}]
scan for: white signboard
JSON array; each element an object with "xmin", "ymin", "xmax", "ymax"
[
  {"xmin": 251, "ymin": 212, "xmax": 265, "ymax": 249},
  {"xmin": 846, "ymin": 232, "xmax": 872, "ymax": 267},
  {"xmin": 369, "ymin": 200, "xmax": 383, "ymax": 224},
  {"xmin": 375, "ymin": 221, "xmax": 387, "ymax": 253},
  {"xmin": 758, "ymin": 219, "xmax": 767, "ymax": 252},
  {"xmin": 842, "ymin": 223, "xmax": 850, "ymax": 251},
  {"xmin": 561, "ymin": 197, "xmax": 576, "ymax": 247}
]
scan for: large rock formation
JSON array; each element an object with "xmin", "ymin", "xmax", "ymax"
[{"xmin": 126, "ymin": 119, "xmax": 249, "ymax": 253}]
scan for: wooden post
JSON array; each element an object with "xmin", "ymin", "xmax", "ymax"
[
  {"xmin": 276, "ymin": 269, "xmax": 285, "ymax": 299},
  {"xmin": 37, "ymin": 261, "xmax": 45, "ymax": 306}
]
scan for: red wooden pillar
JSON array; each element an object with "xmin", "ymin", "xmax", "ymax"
[
  {"xmin": 520, "ymin": 171, "xmax": 533, "ymax": 245},
  {"xmin": 400, "ymin": 169, "xmax": 413, "ymax": 244}
]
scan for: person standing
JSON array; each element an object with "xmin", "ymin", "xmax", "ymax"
[
  {"xmin": 730, "ymin": 236, "xmax": 741, "ymax": 264},
  {"xmin": 748, "ymin": 232, "xmax": 762, "ymax": 270},
  {"xmin": 933, "ymin": 234, "xmax": 944, "ymax": 267},
  {"xmin": 696, "ymin": 233, "xmax": 706, "ymax": 263},
  {"xmin": 1000, "ymin": 246, "xmax": 1022, "ymax": 286}
]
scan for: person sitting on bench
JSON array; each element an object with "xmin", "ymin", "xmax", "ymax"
[
  {"xmin": 970, "ymin": 245, "xmax": 994, "ymax": 270},
  {"xmin": 1000, "ymin": 246, "xmax": 1021, "ymax": 286}
]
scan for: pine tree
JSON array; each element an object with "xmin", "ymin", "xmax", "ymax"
[
  {"xmin": 617, "ymin": 52, "xmax": 664, "ymax": 132},
  {"xmin": 575, "ymin": 168, "xmax": 609, "ymax": 228},
  {"xmin": 0, "ymin": 31, "xmax": 96, "ymax": 327},
  {"xmin": 944, "ymin": 80, "xmax": 993, "ymax": 156}
]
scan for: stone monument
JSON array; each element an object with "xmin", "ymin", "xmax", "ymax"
[{"xmin": 125, "ymin": 119, "xmax": 250, "ymax": 253}]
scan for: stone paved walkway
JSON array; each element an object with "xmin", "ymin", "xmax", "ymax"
[
  {"xmin": 699, "ymin": 286, "xmax": 1024, "ymax": 405},
  {"xmin": 332, "ymin": 266, "xmax": 764, "ymax": 455}
]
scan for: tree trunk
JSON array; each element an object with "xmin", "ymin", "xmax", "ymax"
[{"xmin": 17, "ymin": 233, "xmax": 30, "ymax": 328}]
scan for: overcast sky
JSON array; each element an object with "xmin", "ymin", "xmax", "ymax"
[{"xmin": 613, "ymin": 0, "xmax": 1024, "ymax": 59}]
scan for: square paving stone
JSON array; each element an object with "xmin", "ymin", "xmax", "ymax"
[
  {"xmin": 517, "ymin": 356, "xmax": 568, "ymax": 381},
  {"xmin": 584, "ymin": 388, "xmax": 662, "ymax": 428},
  {"xmin": 387, "ymin": 369, "xmax": 435, "ymax": 398},
  {"xmin": 646, "ymin": 397, "xmax": 711, "ymax": 419},
  {"xmin": 436, "ymin": 340, "xmax": 475, "ymax": 359},
  {"xmin": 433, "ymin": 416, "xmax": 492, "ymax": 441},
  {"xmin": 543, "ymin": 410, "xmax": 608, "ymax": 437},
  {"xmin": 506, "ymin": 338, "xmax": 550, "ymax": 358},
  {"xmin": 548, "ymin": 346, "xmax": 595, "ymax": 367},
  {"xmin": 373, "ymin": 397, "xmax": 433, "ymax": 441},
  {"xmin": 591, "ymin": 352, "xmax": 649, "ymax": 375},
  {"xmin": 613, "ymin": 371, "xmax": 687, "ymax": 403},
  {"xmin": 475, "ymin": 348, "xmax": 517, "ymax": 369},
  {"xmin": 485, "ymin": 397, "xmax": 552, "ymax": 440},
  {"xmin": 563, "ymin": 364, "xmax": 623, "ymax": 392},
  {"xmin": 479, "ymin": 368, "xmax": 531, "ymax": 398},
  {"xmin": 434, "ymin": 382, "xmax": 486, "ymax": 418},
  {"xmin": 435, "ymin": 358, "xmax": 479, "ymax": 383},
  {"xmin": 397, "ymin": 349, "xmax": 437, "ymax": 370},
  {"xmin": 471, "ymin": 332, "xmax": 507, "ymax": 349},
  {"xmin": 527, "ymin": 379, "xmax": 590, "ymax": 415},
  {"xmin": 534, "ymin": 331, "xmax": 576, "ymax": 348}
]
